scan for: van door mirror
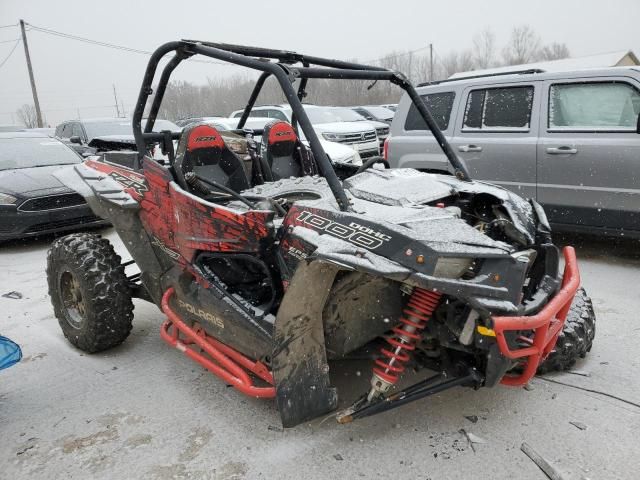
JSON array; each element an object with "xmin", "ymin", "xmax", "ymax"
[
  {"xmin": 636, "ymin": 113, "xmax": 640, "ymax": 134},
  {"xmin": 70, "ymin": 135, "xmax": 82, "ymax": 144}
]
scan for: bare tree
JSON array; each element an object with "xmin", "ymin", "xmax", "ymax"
[
  {"xmin": 472, "ymin": 28, "xmax": 496, "ymax": 69},
  {"xmin": 502, "ymin": 25, "xmax": 542, "ymax": 65},
  {"xmin": 16, "ymin": 104, "xmax": 41, "ymax": 128},
  {"xmin": 539, "ymin": 42, "xmax": 570, "ymax": 61}
]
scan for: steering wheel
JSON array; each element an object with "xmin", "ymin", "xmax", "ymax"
[{"xmin": 355, "ymin": 156, "xmax": 390, "ymax": 174}]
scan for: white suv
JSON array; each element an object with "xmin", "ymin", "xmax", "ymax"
[{"xmin": 230, "ymin": 104, "xmax": 380, "ymax": 159}]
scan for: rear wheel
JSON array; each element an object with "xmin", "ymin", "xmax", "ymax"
[
  {"xmin": 537, "ymin": 287, "xmax": 596, "ymax": 374},
  {"xmin": 47, "ymin": 233, "xmax": 134, "ymax": 353}
]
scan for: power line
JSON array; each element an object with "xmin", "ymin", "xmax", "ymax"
[
  {"xmin": 365, "ymin": 45, "xmax": 432, "ymax": 65},
  {"xmin": 0, "ymin": 37, "xmax": 20, "ymax": 44},
  {"xmin": 25, "ymin": 23, "xmax": 234, "ymax": 66},
  {"xmin": 0, "ymin": 38, "xmax": 21, "ymax": 70},
  {"xmin": 0, "ymin": 24, "xmax": 18, "ymax": 29}
]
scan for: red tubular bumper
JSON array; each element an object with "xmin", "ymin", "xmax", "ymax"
[
  {"xmin": 493, "ymin": 247, "xmax": 580, "ymax": 386},
  {"xmin": 160, "ymin": 288, "xmax": 276, "ymax": 398}
]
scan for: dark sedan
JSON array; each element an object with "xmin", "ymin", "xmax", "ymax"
[{"xmin": 0, "ymin": 133, "xmax": 108, "ymax": 241}]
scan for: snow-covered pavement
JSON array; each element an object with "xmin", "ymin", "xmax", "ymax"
[{"xmin": 1, "ymin": 228, "xmax": 639, "ymax": 479}]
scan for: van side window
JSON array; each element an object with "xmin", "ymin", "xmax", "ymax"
[
  {"xmin": 549, "ymin": 82, "xmax": 640, "ymax": 130},
  {"xmin": 404, "ymin": 92, "xmax": 455, "ymax": 131},
  {"xmin": 463, "ymin": 86, "xmax": 534, "ymax": 131}
]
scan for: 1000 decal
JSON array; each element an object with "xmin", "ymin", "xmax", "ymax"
[{"xmin": 296, "ymin": 211, "xmax": 391, "ymax": 250}]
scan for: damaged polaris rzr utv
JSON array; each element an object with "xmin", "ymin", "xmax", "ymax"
[{"xmin": 46, "ymin": 41, "xmax": 595, "ymax": 427}]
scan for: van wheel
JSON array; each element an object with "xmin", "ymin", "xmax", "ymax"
[{"xmin": 47, "ymin": 233, "xmax": 134, "ymax": 353}]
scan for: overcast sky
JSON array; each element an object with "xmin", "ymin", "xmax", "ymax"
[{"xmin": 1, "ymin": 0, "xmax": 639, "ymax": 125}]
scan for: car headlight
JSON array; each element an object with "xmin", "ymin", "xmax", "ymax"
[
  {"xmin": 433, "ymin": 257, "xmax": 474, "ymax": 279},
  {"xmin": 0, "ymin": 193, "xmax": 17, "ymax": 205},
  {"xmin": 322, "ymin": 132, "xmax": 340, "ymax": 141},
  {"xmin": 333, "ymin": 150, "xmax": 362, "ymax": 166}
]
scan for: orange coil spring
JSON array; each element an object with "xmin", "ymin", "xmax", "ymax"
[{"xmin": 373, "ymin": 288, "xmax": 442, "ymax": 385}]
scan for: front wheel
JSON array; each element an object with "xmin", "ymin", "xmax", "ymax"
[
  {"xmin": 47, "ymin": 233, "xmax": 134, "ymax": 353},
  {"xmin": 537, "ymin": 287, "xmax": 596, "ymax": 374}
]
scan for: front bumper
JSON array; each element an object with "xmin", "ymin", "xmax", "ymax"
[
  {"xmin": 492, "ymin": 247, "xmax": 580, "ymax": 386},
  {"xmin": 0, "ymin": 203, "xmax": 108, "ymax": 240}
]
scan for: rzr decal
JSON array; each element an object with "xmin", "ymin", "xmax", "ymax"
[
  {"xmin": 152, "ymin": 235, "xmax": 181, "ymax": 260},
  {"xmin": 177, "ymin": 298, "xmax": 224, "ymax": 329},
  {"xmin": 109, "ymin": 171, "xmax": 149, "ymax": 196},
  {"xmin": 296, "ymin": 211, "xmax": 391, "ymax": 250}
]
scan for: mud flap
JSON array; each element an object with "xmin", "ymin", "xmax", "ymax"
[{"xmin": 272, "ymin": 260, "xmax": 339, "ymax": 427}]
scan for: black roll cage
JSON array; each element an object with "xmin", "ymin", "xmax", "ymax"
[{"xmin": 132, "ymin": 40, "xmax": 471, "ymax": 211}]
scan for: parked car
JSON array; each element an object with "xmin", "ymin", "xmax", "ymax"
[
  {"xmin": 55, "ymin": 117, "xmax": 181, "ymax": 156},
  {"xmin": 351, "ymin": 105, "xmax": 395, "ymax": 124},
  {"xmin": 387, "ymin": 67, "xmax": 640, "ymax": 238},
  {"xmin": 381, "ymin": 103, "xmax": 398, "ymax": 112},
  {"xmin": 230, "ymin": 104, "xmax": 379, "ymax": 158},
  {"xmin": 209, "ymin": 116, "xmax": 362, "ymax": 166},
  {"xmin": 175, "ymin": 116, "xmax": 228, "ymax": 128},
  {"xmin": 0, "ymin": 132, "xmax": 108, "ymax": 241},
  {"xmin": 328, "ymin": 107, "xmax": 389, "ymax": 148}
]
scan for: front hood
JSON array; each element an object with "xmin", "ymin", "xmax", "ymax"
[
  {"xmin": 344, "ymin": 168, "xmax": 537, "ymax": 246},
  {"xmin": 0, "ymin": 165, "xmax": 77, "ymax": 196},
  {"xmin": 313, "ymin": 122, "xmax": 375, "ymax": 134}
]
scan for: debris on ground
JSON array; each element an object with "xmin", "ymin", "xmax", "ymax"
[
  {"xmin": 267, "ymin": 425, "xmax": 283, "ymax": 432},
  {"xmin": 459, "ymin": 429, "xmax": 487, "ymax": 453},
  {"xmin": 520, "ymin": 442, "xmax": 567, "ymax": 480},
  {"xmin": 569, "ymin": 421, "xmax": 587, "ymax": 430},
  {"xmin": 2, "ymin": 291, "xmax": 23, "ymax": 299},
  {"xmin": 524, "ymin": 383, "xmax": 535, "ymax": 391},
  {"xmin": 464, "ymin": 415, "xmax": 479, "ymax": 423},
  {"xmin": 333, "ymin": 454, "xmax": 343, "ymax": 461},
  {"xmin": 567, "ymin": 370, "xmax": 591, "ymax": 377}
]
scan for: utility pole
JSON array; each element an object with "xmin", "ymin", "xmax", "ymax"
[
  {"xmin": 429, "ymin": 43, "xmax": 434, "ymax": 82},
  {"xmin": 19, "ymin": 20, "xmax": 43, "ymax": 128},
  {"xmin": 112, "ymin": 84, "xmax": 121, "ymax": 117}
]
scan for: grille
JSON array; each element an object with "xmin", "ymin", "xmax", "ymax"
[
  {"xmin": 18, "ymin": 193, "xmax": 86, "ymax": 212},
  {"xmin": 24, "ymin": 215, "xmax": 103, "ymax": 234},
  {"xmin": 334, "ymin": 130, "xmax": 377, "ymax": 145}
]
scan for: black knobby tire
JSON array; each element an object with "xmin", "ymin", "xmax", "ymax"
[
  {"xmin": 537, "ymin": 287, "xmax": 596, "ymax": 374},
  {"xmin": 47, "ymin": 233, "xmax": 134, "ymax": 353}
]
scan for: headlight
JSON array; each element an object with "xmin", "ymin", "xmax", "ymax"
[
  {"xmin": 433, "ymin": 257, "xmax": 474, "ymax": 279},
  {"xmin": 333, "ymin": 150, "xmax": 362, "ymax": 166},
  {"xmin": 0, "ymin": 193, "xmax": 17, "ymax": 205},
  {"xmin": 322, "ymin": 132, "xmax": 340, "ymax": 141}
]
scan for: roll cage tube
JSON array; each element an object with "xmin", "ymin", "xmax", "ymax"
[{"xmin": 132, "ymin": 41, "xmax": 472, "ymax": 211}]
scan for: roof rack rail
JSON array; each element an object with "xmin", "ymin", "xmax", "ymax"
[{"xmin": 417, "ymin": 68, "xmax": 546, "ymax": 87}]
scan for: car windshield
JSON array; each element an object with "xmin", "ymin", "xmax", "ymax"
[
  {"xmin": 364, "ymin": 106, "xmax": 394, "ymax": 119},
  {"xmin": 303, "ymin": 107, "xmax": 346, "ymax": 125},
  {"xmin": 84, "ymin": 121, "xmax": 134, "ymax": 140},
  {"xmin": 0, "ymin": 137, "xmax": 81, "ymax": 171},
  {"xmin": 331, "ymin": 108, "xmax": 368, "ymax": 122}
]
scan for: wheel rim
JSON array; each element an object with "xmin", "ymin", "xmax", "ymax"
[{"xmin": 59, "ymin": 271, "xmax": 86, "ymax": 329}]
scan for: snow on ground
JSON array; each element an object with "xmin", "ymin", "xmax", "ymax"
[{"xmin": 1, "ymin": 227, "xmax": 639, "ymax": 479}]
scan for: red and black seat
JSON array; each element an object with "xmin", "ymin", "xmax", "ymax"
[
  {"xmin": 174, "ymin": 123, "xmax": 250, "ymax": 194},
  {"xmin": 261, "ymin": 121, "xmax": 317, "ymax": 181}
]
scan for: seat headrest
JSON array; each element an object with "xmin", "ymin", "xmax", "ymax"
[
  {"xmin": 266, "ymin": 121, "xmax": 297, "ymax": 145},
  {"xmin": 184, "ymin": 124, "xmax": 225, "ymax": 152}
]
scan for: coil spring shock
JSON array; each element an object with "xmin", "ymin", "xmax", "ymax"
[{"xmin": 368, "ymin": 287, "xmax": 442, "ymax": 401}]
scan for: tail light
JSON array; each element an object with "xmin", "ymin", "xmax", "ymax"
[{"xmin": 383, "ymin": 136, "xmax": 390, "ymax": 161}]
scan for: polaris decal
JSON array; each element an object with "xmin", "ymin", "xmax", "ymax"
[
  {"xmin": 109, "ymin": 171, "xmax": 149, "ymax": 196},
  {"xmin": 177, "ymin": 298, "xmax": 224, "ymax": 329},
  {"xmin": 296, "ymin": 211, "xmax": 391, "ymax": 250}
]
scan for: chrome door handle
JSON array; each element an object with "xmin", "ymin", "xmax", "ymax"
[
  {"xmin": 458, "ymin": 145, "xmax": 483, "ymax": 153},
  {"xmin": 546, "ymin": 146, "xmax": 578, "ymax": 155}
]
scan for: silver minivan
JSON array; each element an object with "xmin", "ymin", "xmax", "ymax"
[{"xmin": 387, "ymin": 67, "xmax": 640, "ymax": 238}]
